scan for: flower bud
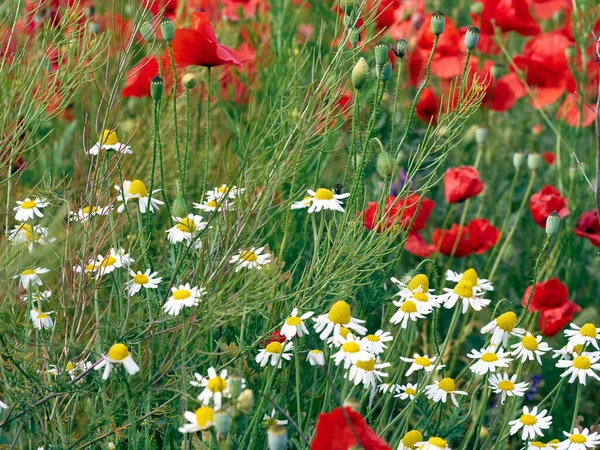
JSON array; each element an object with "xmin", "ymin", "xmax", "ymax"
[
  {"xmin": 376, "ymin": 151, "xmax": 393, "ymax": 178},
  {"xmin": 474, "ymin": 127, "xmax": 487, "ymax": 145},
  {"xmin": 351, "ymin": 57, "xmax": 369, "ymax": 89},
  {"xmin": 376, "ymin": 60, "xmax": 392, "ymax": 82},
  {"xmin": 267, "ymin": 424, "xmax": 288, "ymax": 450},
  {"xmin": 513, "ymin": 152, "xmax": 525, "ymax": 170},
  {"xmin": 393, "ymin": 39, "xmax": 408, "ymax": 58},
  {"xmin": 182, "ymin": 73, "xmax": 197, "ymax": 89},
  {"xmin": 214, "ymin": 410, "xmax": 232, "ymax": 437},
  {"xmin": 228, "ymin": 375, "xmax": 244, "ymax": 399},
  {"xmin": 172, "ymin": 197, "xmax": 188, "ymax": 218},
  {"xmin": 470, "ymin": 2, "xmax": 484, "ymax": 14},
  {"xmin": 236, "ymin": 389, "xmax": 254, "ymax": 414},
  {"xmin": 349, "ymin": 27, "xmax": 361, "ymax": 47},
  {"xmin": 86, "ymin": 6, "xmax": 95, "ymax": 18},
  {"xmin": 565, "ymin": 45, "xmax": 576, "ymax": 59},
  {"xmin": 139, "ymin": 21, "xmax": 155, "ymax": 42},
  {"xmin": 490, "ymin": 63, "xmax": 503, "ymax": 79},
  {"xmin": 430, "ymin": 11, "xmax": 445, "ymax": 36},
  {"xmin": 374, "ymin": 41, "xmax": 389, "ymax": 66},
  {"xmin": 464, "ymin": 26, "xmax": 480, "ymax": 51},
  {"xmin": 160, "ymin": 18, "xmax": 175, "ymax": 42},
  {"xmin": 151, "ymin": 76, "xmax": 163, "ymax": 101},
  {"xmin": 527, "ymin": 153, "xmax": 542, "ymax": 171},
  {"xmin": 107, "ymin": 443, "xmax": 116, "ymax": 450},
  {"xmin": 88, "ymin": 22, "xmax": 101, "ymax": 35},
  {"xmin": 546, "ymin": 211, "xmax": 560, "ymax": 237}
]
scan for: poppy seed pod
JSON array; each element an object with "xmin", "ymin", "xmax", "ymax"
[
  {"xmin": 376, "ymin": 151, "xmax": 393, "ymax": 178},
  {"xmin": 228, "ymin": 375, "xmax": 243, "ymax": 399},
  {"xmin": 352, "ymin": 57, "xmax": 369, "ymax": 89},
  {"xmin": 470, "ymin": 2, "xmax": 484, "ymax": 14},
  {"xmin": 88, "ymin": 22, "xmax": 100, "ymax": 34},
  {"xmin": 376, "ymin": 60, "xmax": 392, "ymax": 82},
  {"xmin": 160, "ymin": 18, "xmax": 175, "ymax": 42},
  {"xmin": 546, "ymin": 211, "xmax": 561, "ymax": 237},
  {"xmin": 393, "ymin": 38, "xmax": 408, "ymax": 58},
  {"xmin": 475, "ymin": 127, "xmax": 487, "ymax": 145},
  {"xmin": 513, "ymin": 152, "xmax": 525, "ymax": 170},
  {"xmin": 430, "ymin": 11, "xmax": 445, "ymax": 36},
  {"xmin": 172, "ymin": 197, "xmax": 188, "ymax": 218},
  {"xmin": 267, "ymin": 424, "xmax": 288, "ymax": 450},
  {"xmin": 182, "ymin": 73, "xmax": 197, "ymax": 89},
  {"xmin": 374, "ymin": 41, "xmax": 389, "ymax": 66},
  {"xmin": 349, "ymin": 27, "xmax": 361, "ymax": 47},
  {"xmin": 214, "ymin": 410, "xmax": 232, "ymax": 437},
  {"xmin": 139, "ymin": 21, "xmax": 155, "ymax": 42},
  {"xmin": 236, "ymin": 389, "xmax": 254, "ymax": 414},
  {"xmin": 527, "ymin": 153, "xmax": 542, "ymax": 171},
  {"xmin": 464, "ymin": 26, "xmax": 480, "ymax": 51},
  {"xmin": 151, "ymin": 76, "xmax": 163, "ymax": 101},
  {"xmin": 491, "ymin": 63, "xmax": 503, "ymax": 79}
]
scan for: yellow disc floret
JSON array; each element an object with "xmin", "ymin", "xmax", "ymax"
[
  {"xmin": 428, "ymin": 437, "xmax": 447, "ymax": 447},
  {"xmin": 521, "ymin": 335, "xmax": 539, "ymax": 351},
  {"xmin": 579, "ymin": 323, "xmax": 597, "ymax": 338},
  {"xmin": 20, "ymin": 200, "xmax": 37, "ymax": 209},
  {"xmin": 401, "ymin": 430, "xmax": 423, "ymax": 448},
  {"xmin": 328, "ymin": 300, "xmax": 351, "ymax": 325},
  {"xmin": 496, "ymin": 312, "xmax": 517, "ymax": 332},
  {"xmin": 453, "ymin": 280, "xmax": 474, "ymax": 298},
  {"xmin": 519, "ymin": 414, "xmax": 537, "ymax": 426},
  {"xmin": 194, "ymin": 406, "xmax": 214, "ymax": 428},
  {"xmin": 481, "ymin": 352, "xmax": 498, "ymax": 363},
  {"xmin": 365, "ymin": 334, "xmax": 380, "ymax": 342},
  {"xmin": 207, "ymin": 377, "xmax": 227, "ymax": 393},
  {"xmin": 134, "ymin": 273, "xmax": 149, "ymax": 285},
  {"xmin": 101, "ymin": 129, "xmax": 118, "ymax": 145},
  {"xmin": 176, "ymin": 217, "xmax": 197, "ymax": 233},
  {"xmin": 240, "ymin": 250, "xmax": 257, "ymax": 262},
  {"xmin": 573, "ymin": 355, "xmax": 591, "ymax": 370},
  {"xmin": 265, "ymin": 341, "xmax": 283, "ymax": 354},
  {"xmin": 497, "ymin": 380, "xmax": 515, "ymax": 391},
  {"xmin": 21, "ymin": 269, "xmax": 36, "ymax": 275},
  {"xmin": 172, "ymin": 289, "xmax": 190, "ymax": 300},
  {"xmin": 408, "ymin": 274, "xmax": 429, "ymax": 292},
  {"xmin": 107, "ymin": 343, "xmax": 129, "ymax": 361},
  {"xmin": 342, "ymin": 342, "xmax": 361, "ymax": 353},
  {"xmin": 401, "ymin": 301, "xmax": 417, "ymax": 313},
  {"xmin": 314, "ymin": 188, "xmax": 334, "ymax": 200},
  {"xmin": 285, "ymin": 316, "xmax": 302, "ymax": 326},
  {"xmin": 460, "ymin": 268, "xmax": 479, "ymax": 286},
  {"xmin": 414, "ymin": 356, "xmax": 431, "ymax": 367},
  {"xmin": 438, "ymin": 378, "xmax": 456, "ymax": 392},
  {"xmin": 356, "ymin": 358, "xmax": 375, "ymax": 371},
  {"xmin": 569, "ymin": 434, "xmax": 587, "ymax": 444},
  {"xmin": 128, "ymin": 180, "xmax": 148, "ymax": 197}
]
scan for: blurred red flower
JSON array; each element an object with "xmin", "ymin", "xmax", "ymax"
[
  {"xmin": 529, "ymin": 185, "xmax": 569, "ymax": 227},
  {"xmin": 573, "ymin": 210, "xmax": 600, "ymax": 247},
  {"xmin": 415, "ymin": 88, "xmax": 440, "ymax": 124},
  {"xmin": 432, "ymin": 224, "xmax": 472, "ymax": 257},
  {"xmin": 477, "ymin": 0, "xmax": 540, "ymax": 37},
  {"xmin": 222, "ymin": 0, "xmax": 265, "ymax": 21},
  {"xmin": 444, "ymin": 166, "xmax": 484, "ymax": 203},
  {"xmin": 311, "ymin": 407, "xmax": 391, "ymax": 450},
  {"xmin": 121, "ymin": 56, "xmax": 160, "ymax": 98},
  {"xmin": 361, "ymin": 194, "xmax": 435, "ymax": 232},
  {"xmin": 262, "ymin": 330, "xmax": 286, "ymax": 346},
  {"xmin": 140, "ymin": 0, "xmax": 178, "ymax": 18},
  {"xmin": 542, "ymin": 152, "xmax": 555, "ymax": 165},
  {"xmin": 468, "ymin": 218, "xmax": 501, "ymax": 254}
]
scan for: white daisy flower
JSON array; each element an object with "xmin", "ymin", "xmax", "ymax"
[
  {"xmin": 290, "ymin": 196, "xmax": 313, "ymax": 210},
  {"xmin": 95, "ymin": 343, "xmax": 140, "ymax": 380},
  {"xmin": 69, "ymin": 205, "xmax": 111, "ymax": 222},
  {"xmin": 377, "ymin": 383, "xmax": 400, "ymax": 394},
  {"xmin": 313, "ymin": 300, "xmax": 367, "ymax": 341},
  {"xmin": 23, "ymin": 290, "xmax": 52, "ymax": 303},
  {"xmin": 300, "ymin": 188, "xmax": 350, "ymax": 213},
  {"xmin": 415, "ymin": 437, "xmax": 452, "ymax": 450},
  {"xmin": 31, "ymin": 310, "xmax": 54, "ymax": 330},
  {"xmin": 114, "ymin": 179, "xmax": 163, "ymax": 214},
  {"xmin": 467, "ymin": 346, "xmax": 513, "ymax": 375},
  {"xmin": 66, "ymin": 360, "xmax": 93, "ymax": 380},
  {"xmin": 480, "ymin": 311, "xmax": 525, "ymax": 347},
  {"xmin": 281, "ymin": 308, "xmax": 314, "ymax": 340},
  {"xmin": 555, "ymin": 352, "xmax": 600, "ymax": 385},
  {"xmin": 179, "ymin": 406, "xmax": 214, "ymax": 433},
  {"xmin": 8, "ymin": 224, "xmax": 55, "ymax": 251},
  {"xmin": 205, "ymin": 184, "xmax": 243, "ymax": 202},
  {"xmin": 509, "ymin": 405, "xmax": 553, "ymax": 441},
  {"xmin": 401, "ymin": 354, "xmax": 444, "ymax": 377},
  {"xmin": 445, "ymin": 267, "xmax": 493, "ymax": 292},
  {"xmin": 346, "ymin": 355, "xmax": 391, "ymax": 389},
  {"xmin": 424, "ymin": 378, "xmax": 468, "ymax": 407},
  {"xmin": 125, "ymin": 269, "xmax": 162, "ymax": 296},
  {"xmin": 307, "ymin": 349, "xmax": 325, "ymax": 366},
  {"xmin": 558, "ymin": 428, "xmax": 600, "ymax": 450},
  {"xmin": 564, "ymin": 323, "xmax": 600, "ymax": 352},
  {"xmin": 162, "ymin": 284, "xmax": 204, "ymax": 316},
  {"xmin": 332, "ymin": 335, "xmax": 372, "ymax": 369},
  {"xmin": 439, "ymin": 279, "xmax": 490, "ymax": 314},
  {"xmin": 166, "ymin": 214, "xmax": 208, "ymax": 247},
  {"xmin": 14, "ymin": 198, "xmax": 49, "ymax": 222},
  {"xmin": 263, "ymin": 409, "xmax": 288, "ymax": 426},
  {"xmin": 326, "ymin": 326, "xmax": 354, "ymax": 348},
  {"xmin": 229, "ymin": 246, "xmax": 271, "ymax": 272},
  {"xmin": 190, "ymin": 367, "xmax": 229, "ymax": 409},
  {"xmin": 488, "ymin": 373, "xmax": 529, "ymax": 404},
  {"xmin": 390, "ymin": 299, "xmax": 426, "ymax": 328},
  {"xmin": 522, "ymin": 441, "xmax": 553, "ymax": 450},
  {"xmin": 77, "ymin": 248, "xmax": 133, "ymax": 278},
  {"xmin": 360, "ymin": 330, "xmax": 393, "ymax": 355},
  {"xmin": 87, "ymin": 129, "xmax": 132, "ymax": 156},
  {"xmin": 15, "ymin": 267, "xmax": 50, "ymax": 288},
  {"xmin": 194, "ymin": 198, "xmax": 233, "ymax": 212},
  {"xmin": 391, "ymin": 274, "xmax": 441, "ymax": 313},
  {"xmin": 395, "ymin": 383, "xmax": 418, "ymax": 401},
  {"xmin": 510, "ymin": 334, "xmax": 552, "ymax": 364},
  {"xmin": 398, "ymin": 430, "xmax": 423, "ymax": 450},
  {"xmin": 255, "ymin": 341, "xmax": 293, "ymax": 368}
]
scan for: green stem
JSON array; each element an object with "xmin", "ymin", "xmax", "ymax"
[
  {"xmin": 202, "ymin": 67, "xmax": 212, "ymax": 194},
  {"xmin": 167, "ymin": 44, "xmax": 183, "ymax": 190}
]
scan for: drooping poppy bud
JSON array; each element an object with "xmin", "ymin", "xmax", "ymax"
[
  {"xmin": 376, "ymin": 151, "xmax": 393, "ymax": 178},
  {"xmin": 470, "ymin": 2, "xmax": 484, "ymax": 14},
  {"xmin": 393, "ymin": 38, "xmax": 408, "ymax": 58},
  {"xmin": 376, "ymin": 60, "xmax": 392, "ymax": 82},
  {"xmin": 139, "ymin": 21, "xmax": 155, "ymax": 42}
]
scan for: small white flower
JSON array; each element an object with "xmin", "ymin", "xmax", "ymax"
[
  {"xmin": 166, "ymin": 214, "xmax": 208, "ymax": 247},
  {"xmin": 0, "ymin": 399, "xmax": 7, "ymax": 409},
  {"xmin": 263, "ymin": 409, "xmax": 288, "ymax": 426},
  {"xmin": 401, "ymin": 354, "xmax": 444, "ymax": 377},
  {"xmin": 522, "ymin": 442, "xmax": 553, "ymax": 450},
  {"xmin": 194, "ymin": 198, "xmax": 233, "ymax": 212},
  {"xmin": 115, "ymin": 179, "xmax": 163, "ymax": 214},
  {"xmin": 313, "ymin": 300, "xmax": 367, "ymax": 341},
  {"xmin": 179, "ymin": 406, "xmax": 214, "ymax": 433},
  {"xmin": 558, "ymin": 427, "xmax": 600, "ymax": 450},
  {"xmin": 395, "ymin": 383, "xmax": 418, "ymax": 401},
  {"xmin": 307, "ymin": 349, "xmax": 325, "ymax": 366},
  {"xmin": 87, "ymin": 129, "xmax": 132, "ymax": 156},
  {"xmin": 440, "ymin": 279, "xmax": 490, "ymax": 314},
  {"xmin": 510, "ymin": 333, "xmax": 552, "ymax": 364},
  {"xmin": 332, "ymin": 335, "xmax": 372, "ymax": 369},
  {"xmin": 162, "ymin": 284, "xmax": 204, "ymax": 316},
  {"xmin": 75, "ymin": 248, "xmax": 133, "ymax": 278},
  {"xmin": 66, "ymin": 360, "xmax": 93, "ymax": 380},
  {"xmin": 377, "ymin": 383, "xmax": 400, "ymax": 394},
  {"xmin": 299, "ymin": 188, "xmax": 350, "ymax": 213},
  {"xmin": 360, "ymin": 330, "xmax": 393, "ymax": 355},
  {"xmin": 23, "ymin": 290, "xmax": 52, "ymax": 303},
  {"xmin": 125, "ymin": 269, "xmax": 162, "ymax": 296},
  {"xmin": 229, "ymin": 246, "xmax": 271, "ymax": 272},
  {"xmin": 391, "ymin": 274, "xmax": 441, "ymax": 313},
  {"xmin": 564, "ymin": 323, "xmax": 600, "ymax": 352},
  {"xmin": 15, "ymin": 267, "xmax": 50, "ymax": 288},
  {"xmin": 69, "ymin": 205, "xmax": 111, "ymax": 222},
  {"xmin": 95, "ymin": 343, "xmax": 140, "ymax": 380},
  {"xmin": 480, "ymin": 311, "xmax": 525, "ymax": 347},
  {"xmin": 555, "ymin": 352, "xmax": 600, "ymax": 385},
  {"xmin": 290, "ymin": 196, "xmax": 313, "ymax": 210},
  {"xmin": 255, "ymin": 341, "xmax": 293, "ymax": 368},
  {"xmin": 205, "ymin": 184, "xmax": 244, "ymax": 202},
  {"xmin": 8, "ymin": 224, "xmax": 55, "ymax": 251},
  {"xmin": 467, "ymin": 346, "xmax": 513, "ymax": 375},
  {"xmin": 190, "ymin": 367, "xmax": 229, "ymax": 409},
  {"xmin": 415, "ymin": 437, "xmax": 452, "ymax": 450},
  {"xmin": 281, "ymin": 308, "xmax": 314, "ymax": 340},
  {"xmin": 445, "ymin": 268, "xmax": 493, "ymax": 292},
  {"xmin": 424, "ymin": 378, "xmax": 468, "ymax": 407},
  {"xmin": 14, "ymin": 198, "xmax": 48, "ymax": 222},
  {"xmin": 488, "ymin": 372, "xmax": 529, "ymax": 404},
  {"xmin": 31, "ymin": 310, "xmax": 54, "ymax": 330},
  {"xmin": 346, "ymin": 355, "xmax": 390, "ymax": 389},
  {"xmin": 390, "ymin": 299, "xmax": 426, "ymax": 328},
  {"xmin": 509, "ymin": 405, "xmax": 553, "ymax": 441}
]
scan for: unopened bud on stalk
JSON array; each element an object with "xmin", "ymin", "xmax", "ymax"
[
  {"xmin": 343, "ymin": 397, "xmax": 361, "ymax": 411},
  {"xmin": 88, "ymin": 22, "xmax": 100, "ymax": 34},
  {"xmin": 349, "ymin": 27, "xmax": 361, "ymax": 46},
  {"xmin": 527, "ymin": 153, "xmax": 542, "ymax": 171},
  {"xmin": 464, "ymin": 26, "xmax": 480, "ymax": 51},
  {"xmin": 86, "ymin": 6, "xmax": 95, "ymax": 18},
  {"xmin": 513, "ymin": 152, "xmax": 525, "ymax": 170},
  {"xmin": 376, "ymin": 151, "xmax": 393, "ymax": 178},
  {"xmin": 393, "ymin": 39, "xmax": 408, "ymax": 58},
  {"xmin": 352, "ymin": 57, "xmax": 369, "ymax": 89},
  {"xmin": 430, "ymin": 11, "xmax": 446, "ymax": 36},
  {"xmin": 139, "ymin": 21, "xmax": 155, "ymax": 42},
  {"xmin": 236, "ymin": 389, "xmax": 254, "ymax": 414},
  {"xmin": 376, "ymin": 60, "xmax": 392, "ymax": 82},
  {"xmin": 182, "ymin": 73, "xmax": 197, "ymax": 89},
  {"xmin": 565, "ymin": 45, "xmax": 576, "ymax": 59},
  {"xmin": 375, "ymin": 41, "xmax": 389, "ymax": 66},
  {"xmin": 151, "ymin": 76, "xmax": 163, "ymax": 101},
  {"xmin": 546, "ymin": 211, "xmax": 560, "ymax": 237},
  {"xmin": 214, "ymin": 410, "xmax": 232, "ymax": 437},
  {"xmin": 160, "ymin": 18, "xmax": 175, "ymax": 42},
  {"xmin": 228, "ymin": 375, "xmax": 244, "ymax": 399},
  {"xmin": 470, "ymin": 2, "xmax": 484, "ymax": 14},
  {"xmin": 475, "ymin": 127, "xmax": 487, "ymax": 145},
  {"xmin": 491, "ymin": 63, "xmax": 503, "ymax": 79},
  {"xmin": 172, "ymin": 197, "xmax": 188, "ymax": 218},
  {"xmin": 267, "ymin": 424, "xmax": 288, "ymax": 450}
]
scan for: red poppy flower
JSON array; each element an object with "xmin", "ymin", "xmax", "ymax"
[
  {"xmin": 477, "ymin": 0, "xmax": 541, "ymax": 37},
  {"xmin": 311, "ymin": 407, "xmax": 391, "ymax": 450},
  {"xmin": 222, "ymin": 0, "xmax": 266, "ymax": 21},
  {"xmin": 140, "ymin": 0, "xmax": 178, "ymax": 18},
  {"xmin": 220, "ymin": 42, "xmax": 256, "ymax": 104},
  {"xmin": 573, "ymin": 210, "xmax": 600, "ymax": 247},
  {"xmin": 171, "ymin": 12, "xmax": 252, "ymax": 68},
  {"xmin": 542, "ymin": 152, "xmax": 555, "ymax": 165},
  {"xmin": 361, "ymin": 194, "xmax": 435, "ymax": 232},
  {"xmin": 444, "ymin": 166, "xmax": 484, "ymax": 203},
  {"xmin": 415, "ymin": 88, "xmax": 440, "ymax": 124},
  {"xmin": 261, "ymin": 330, "xmax": 286, "ymax": 346},
  {"xmin": 556, "ymin": 93, "xmax": 599, "ymax": 128},
  {"xmin": 121, "ymin": 56, "xmax": 160, "ymax": 98},
  {"xmin": 432, "ymin": 224, "xmax": 472, "ymax": 257},
  {"xmin": 405, "ymin": 231, "xmax": 434, "ymax": 257},
  {"xmin": 531, "ymin": 0, "xmax": 570, "ymax": 20},
  {"xmin": 468, "ymin": 218, "xmax": 501, "ymax": 254},
  {"xmin": 529, "ymin": 185, "xmax": 569, "ymax": 227},
  {"xmin": 470, "ymin": 61, "xmax": 526, "ymax": 111},
  {"xmin": 539, "ymin": 301, "xmax": 581, "ymax": 336}
]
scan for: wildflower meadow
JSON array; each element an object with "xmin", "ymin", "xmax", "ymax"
[{"xmin": 2, "ymin": 0, "xmax": 600, "ymax": 449}]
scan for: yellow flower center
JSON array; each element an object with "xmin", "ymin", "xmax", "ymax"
[
  {"xmin": 497, "ymin": 380, "xmax": 515, "ymax": 391},
  {"xmin": 481, "ymin": 352, "xmax": 498, "ymax": 363},
  {"xmin": 428, "ymin": 437, "xmax": 447, "ymax": 447},
  {"xmin": 460, "ymin": 268, "xmax": 479, "ymax": 286},
  {"xmin": 342, "ymin": 342, "xmax": 361, "ymax": 353},
  {"xmin": 496, "ymin": 312, "xmax": 517, "ymax": 332},
  {"xmin": 328, "ymin": 300, "xmax": 351, "ymax": 325},
  {"xmin": 207, "ymin": 200, "xmax": 217, "ymax": 208},
  {"xmin": 85, "ymin": 262, "xmax": 96, "ymax": 271},
  {"xmin": 365, "ymin": 334, "xmax": 380, "ymax": 342},
  {"xmin": 546, "ymin": 439, "xmax": 560, "ymax": 446},
  {"xmin": 310, "ymin": 349, "xmax": 322, "ymax": 355},
  {"xmin": 172, "ymin": 289, "xmax": 190, "ymax": 300},
  {"xmin": 522, "ymin": 335, "xmax": 539, "ymax": 351},
  {"xmin": 414, "ymin": 356, "xmax": 431, "ymax": 367},
  {"xmin": 20, "ymin": 200, "xmax": 37, "ymax": 209},
  {"xmin": 194, "ymin": 406, "xmax": 214, "ymax": 428},
  {"xmin": 573, "ymin": 344, "xmax": 583, "ymax": 354},
  {"xmin": 355, "ymin": 358, "xmax": 375, "ymax": 371},
  {"xmin": 285, "ymin": 316, "xmax": 302, "ymax": 326},
  {"xmin": 100, "ymin": 256, "xmax": 117, "ymax": 267},
  {"xmin": 265, "ymin": 341, "xmax": 283, "ymax": 354},
  {"xmin": 240, "ymin": 250, "xmax": 257, "ymax": 262},
  {"xmin": 37, "ymin": 313, "xmax": 49, "ymax": 319},
  {"xmin": 128, "ymin": 180, "xmax": 148, "ymax": 197},
  {"xmin": 102, "ymin": 129, "xmax": 118, "ymax": 145},
  {"xmin": 569, "ymin": 434, "xmax": 587, "ymax": 444},
  {"xmin": 401, "ymin": 301, "xmax": 417, "ymax": 313},
  {"xmin": 579, "ymin": 323, "xmax": 597, "ymax": 338},
  {"xmin": 17, "ymin": 223, "xmax": 33, "ymax": 233},
  {"xmin": 573, "ymin": 355, "xmax": 591, "ymax": 370},
  {"xmin": 405, "ymin": 387, "xmax": 416, "ymax": 395},
  {"xmin": 413, "ymin": 292, "xmax": 428, "ymax": 302},
  {"xmin": 453, "ymin": 280, "xmax": 474, "ymax": 298},
  {"xmin": 65, "ymin": 362, "xmax": 75, "ymax": 371},
  {"xmin": 176, "ymin": 217, "xmax": 197, "ymax": 233},
  {"xmin": 438, "ymin": 378, "xmax": 456, "ymax": 392},
  {"xmin": 520, "ymin": 414, "xmax": 537, "ymax": 426},
  {"xmin": 339, "ymin": 326, "xmax": 350, "ymax": 338},
  {"xmin": 401, "ymin": 430, "xmax": 423, "ymax": 448},
  {"xmin": 82, "ymin": 206, "xmax": 97, "ymax": 214},
  {"xmin": 314, "ymin": 188, "xmax": 334, "ymax": 200},
  {"xmin": 134, "ymin": 274, "xmax": 149, "ymax": 285},
  {"xmin": 207, "ymin": 376, "xmax": 227, "ymax": 393},
  {"xmin": 408, "ymin": 274, "xmax": 429, "ymax": 292},
  {"xmin": 107, "ymin": 343, "xmax": 129, "ymax": 360},
  {"xmin": 21, "ymin": 269, "xmax": 37, "ymax": 275},
  {"xmin": 530, "ymin": 442, "xmax": 546, "ymax": 448}
]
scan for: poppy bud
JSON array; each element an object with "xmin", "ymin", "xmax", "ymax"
[
  {"xmin": 464, "ymin": 26, "xmax": 480, "ymax": 51},
  {"xmin": 214, "ymin": 410, "xmax": 232, "ymax": 437},
  {"xmin": 86, "ymin": 6, "xmax": 95, "ymax": 18},
  {"xmin": 513, "ymin": 152, "xmax": 525, "ymax": 170},
  {"xmin": 376, "ymin": 60, "xmax": 392, "ymax": 82},
  {"xmin": 470, "ymin": 2, "xmax": 484, "ymax": 14},
  {"xmin": 349, "ymin": 27, "xmax": 361, "ymax": 46},
  {"xmin": 352, "ymin": 58, "xmax": 369, "ymax": 89},
  {"xmin": 228, "ymin": 375, "xmax": 244, "ymax": 399},
  {"xmin": 545, "ymin": 211, "xmax": 560, "ymax": 237},
  {"xmin": 430, "ymin": 11, "xmax": 445, "ymax": 36},
  {"xmin": 160, "ymin": 18, "xmax": 175, "ymax": 42},
  {"xmin": 565, "ymin": 46, "xmax": 576, "ymax": 59},
  {"xmin": 527, "ymin": 153, "xmax": 542, "ymax": 171},
  {"xmin": 376, "ymin": 151, "xmax": 393, "ymax": 178},
  {"xmin": 236, "ymin": 389, "xmax": 254, "ymax": 414},
  {"xmin": 375, "ymin": 41, "xmax": 389, "ymax": 66},
  {"xmin": 393, "ymin": 39, "xmax": 408, "ymax": 58},
  {"xmin": 396, "ymin": 150, "xmax": 406, "ymax": 166},
  {"xmin": 267, "ymin": 424, "xmax": 288, "ymax": 450},
  {"xmin": 474, "ymin": 127, "xmax": 487, "ymax": 145},
  {"xmin": 139, "ymin": 22, "xmax": 155, "ymax": 42},
  {"xmin": 172, "ymin": 197, "xmax": 188, "ymax": 218},
  {"xmin": 151, "ymin": 76, "xmax": 163, "ymax": 101},
  {"xmin": 490, "ymin": 63, "xmax": 503, "ymax": 79},
  {"xmin": 182, "ymin": 73, "xmax": 197, "ymax": 89},
  {"xmin": 88, "ymin": 22, "xmax": 100, "ymax": 34}
]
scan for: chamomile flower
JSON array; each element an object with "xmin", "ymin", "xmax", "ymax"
[
  {"xmin": 15, "ymin": 267, "xmax": 50, "ymax": 288},
  {"xmin": 95, "ymin": 343, "xmax": 140, "ymax": 380},
  {"xmin": 488, "ymin": 373, "xmax": 529, "ymax": 404},
  {"xmin": 77, "ymin": 248, "xmax": 132, "ymax": 277},
  {"xmin": 290, "ymin": 196, "xmax": 312, "ymax": 210},
  {"xmin": 8, "ymin": 224, "xmax": 55, "ymax": 251},
  {"xmin": 467, "ymin": 346, "xmax": 513, "ymax": 375},
  {"xmin": 179, "ymin": 406, "xmax": 214, "ymax": 433},
  {"xmin": 66, "ymin": 360, "xmax": 93, "ymax": 380},
  {"xmin": 14, "ymin": 197, "xmax": 49, "ymax": 222},
  {"xmin": 553, "ymin": 344, "xmax": 584, "ymax": 361},
  {"xmin": 163, "ymin": 284, "xmax": 204, "ymax": 316},
  {"xmin": 440, "ymin": 279, "xmax": 490, "ymax": 314},
  {"xmin": 509, "ymin": 406, "xmax": 552, "ymax": 441},
  {"xmin": 390, "ymin": 299, "xmax": 426, "ymax": 328},
  {"xmin": 558, "ymin": 428, "xmax": 600, "ymax": 449},
  {"xmin": 307, "ymin": 349, "xmax": 325, "ymax": 366},
  {"xmin": 281, "ymin": 308, "xmax": 314, "ymax": 340},
  {"xmin": 301, "ymin": 188, "xmax": 350, "ymax": 213},
  {"xmin": 564, "ymin": 323, "xmax": 600, "ymax": 351},
  {"xmin": 401, "ymin": 354, "xmax": 444, "ymax": 377},
  {"xmin": 194, "ymin": 198, "xmax": 232, "ymax": 212},
  {"xmin": 415, "ymin": 437, "xmax": 452, "ymax": 450},
  {"xmin": 229, "ymin": 247, "xmax": 271, "ymax": 272},
  {"xmin": 424, "ymin": 378, "xmax": 468, "ymax": 407},
  {"xmin": 190, "ymin": 367, "xmax": 229, "ymax": 408},
  {"xmin": 523, "ymin": 442, "xmax": 553, "ymax": 450},
  {"xmin": 23, "ymin": 289, "xmax": 52, "ymax": 303},
  {"xmin": 125, "ymin": 269, "xmax": 162, "ymax": 296},
  {"xmin": 31, "ymin": 310, "xmax": 54, "ymax": 329},
  {"xmin": 360, "ymin": 330, "xmax": 393, "ymax": 355},
  {"xmin": 510, "ymin": 334, "xmax": 551, "ymax": 364},
  {"xmin": 255, "ymin": 341, "xmax": 294, "ymax": 368},
  {"xmin": 480, "ymin": 312, "xmax": 525, "ymax": 347},
  {"xmin": 346, "ymin": 355, "xmax": 390, "ymax": 389},
  {"xmin": 555, "ymin": 353, "xmax": 600, "ymax": 385},
  {"xmin": 392, "ymin": 274, "xmax": 441, "ymax": 313},
  {"xmin": 377, "ymin": 383, "xmax": 400, "ymax": 394},
  {"xmin": 69, "ymin": 205, "xmax": 111, "ymax": 222},
  {"xmin": 115, "ymin": 179, "xmax": 163, "ymax": 214},
  {"xmin": 445, "ymin": 268, "xmax": 493, "ymax": 292},
  {"xmin": 326, "ymin": 326, "xmax": 355, "ymax": 347},
  {"xmin": 263, "ymin": 409, "xmax": 288, "ymax": 426},
  {"xmin": 313, "ymin": 300, "xmax": 367, "ymax": 341},
  {"xmin": 398, "ymin": 430, "xmax": 423, "ymax": 450},
  {"xmin": 87, "ymin": 129, "xmax": 132, "ymax": 156},
  {"xmin": 205, "ymin": 184, "xmax": 243, "ymax": 201},
  {"xmin": 395, "ymin": 383, "xmax": 418, "ymax": 401},
  {"xmin": 332, "ymin": 335, "xmax": 372, "ymax": 369},
  {"xmin": 166, "ymin": 214, "xmax": 208, "ymax": 247}
]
